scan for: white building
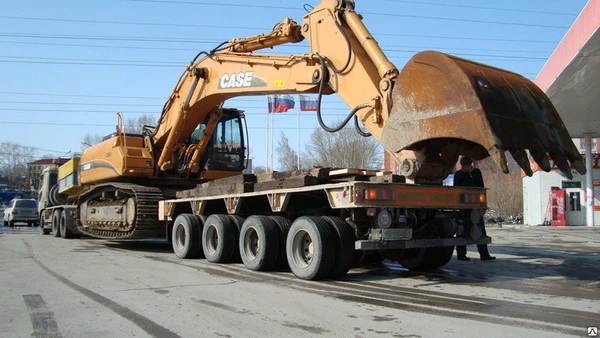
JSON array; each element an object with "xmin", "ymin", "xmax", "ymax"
[{"xmin": 523, "ymin": 154, "xmax": 600, "ymax": 226}]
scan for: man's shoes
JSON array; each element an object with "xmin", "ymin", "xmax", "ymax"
[
  {"xmin": 457, "ymin": 256, "xmax": 470, "ymax": 261},
  {"xmin": 480, "ymin": 255, "xmax": 496, "ymax": 261}
]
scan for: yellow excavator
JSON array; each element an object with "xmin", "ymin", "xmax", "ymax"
[{"xmin": 72, "ymin": 0, "xmax": 584, "ymax": 240}]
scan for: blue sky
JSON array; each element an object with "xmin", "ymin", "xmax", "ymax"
[{"xmin": 0, "ymin": 0, "xmax": 589, "ymax": 169}]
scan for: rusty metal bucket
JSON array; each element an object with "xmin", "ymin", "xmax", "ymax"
[{"xmin": 380, "ymin": 51, "xmax": 585, "ymax": 180}]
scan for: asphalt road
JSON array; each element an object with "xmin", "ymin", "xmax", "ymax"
[{"xmin": 1, "ymin": 224, "xmax": 598, "ymax": 337}]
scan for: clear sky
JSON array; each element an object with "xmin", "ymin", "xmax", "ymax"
[{"xmin": 0, "ymin": 0, "xmax": 589, "ymax": 170}]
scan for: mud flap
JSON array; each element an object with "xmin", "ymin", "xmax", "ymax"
[{"xmin": 380, "ymin": 51, "xmax": 585, "ymax": 180}]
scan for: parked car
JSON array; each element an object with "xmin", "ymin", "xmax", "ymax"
[{"xmin": 3, "ymin": 199, "xmax": 39, "ymax": 227}]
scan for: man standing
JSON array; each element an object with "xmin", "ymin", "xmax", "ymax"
[{"xmin": 454, "ymin": 156, "xmax": 496, "ymax": 261}]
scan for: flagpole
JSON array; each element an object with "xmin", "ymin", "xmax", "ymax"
[
  {"xmin": 266, "ymin": 97, "xmax": 270, "ymax": 172},
  {"xmin": 297, "ymin": 95, "xmax": 300, "ymax": 170},
  {"xmin": 270, "ymin": 109, "xmax": 274, "ymax": 172}
]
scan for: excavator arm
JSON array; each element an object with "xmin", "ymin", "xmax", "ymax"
[{"xmin": 152, "ymin": 0, "xmax": 585, "ymax": 182}]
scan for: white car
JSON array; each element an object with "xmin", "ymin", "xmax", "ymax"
[{"xmin": 3, "ymin": 199, "xmax": 39, "ymax": 227}]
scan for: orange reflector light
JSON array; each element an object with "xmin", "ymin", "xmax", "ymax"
[
  {"xmin": 364, "ymin": 188, "xmax": 395, "ymax": 201},
  {"xmin": 461, "ymin": 192, "xmax": 486, "ymax": 204}
]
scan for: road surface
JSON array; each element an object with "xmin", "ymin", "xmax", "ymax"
[{"xmin": 0, "ymin": 224, "xmax": 598, "ymax": 337}]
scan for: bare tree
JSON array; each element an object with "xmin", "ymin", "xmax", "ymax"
[
  {"xmin": 0, "ymin": 142, "xmax": 36, "ymax": 189},
  {"xmin": 276, "ymin": 132, "xmax": 303, "ymax": 171},
  {"xmin": 478, "ymin": 157, "xmax": 523, "ymax": 216},
  {"xmin": 126, "ymin": 114, "xmax": 157, "ymax": 134},
  {"xmin": 304, "ymin": 123, "xmax": 383, "ymax": 170},
  {"xmin": 253, "ymin": 166, "xmax": 267, "ymax": 175},
  {"xmin": 81, "ymin": 133, "xmax": 104, "ymax": 150}
]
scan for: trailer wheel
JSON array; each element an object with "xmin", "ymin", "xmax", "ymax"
[
  {"xmin": 203, "ymin": 214, "xmax": 237, "ymax": 263},
  {"xmin": 320, "ymin": 216, "xmax": 356, "ymax": 279},
  {"xmin": 268, "ymin": 216, "xmax": 291, "ymax": 270},
  {"xmin": 286, "ymin": 216, "xmax": 336, "ymax": 280},
  {"xmin": 422, "ymin": 246, "xmax": 454, "ymax": 269},
  {"xmin": 228, "ymin": 215, "xmax": 245, "ymax": 262},
  {"xmin": 394, "ymin": 246, "xmax": 454, "ymax": 270},
  {"xmin": 172, "ymin": 214, "xmax": 203, "ymax": 259},
  {"xmin": 52, "ymin": 210, "xmax": 62, "ymax": 238},
  {"xmin": 60, "ymin": 212, "xmax": 75, "ymax": 239},
  {"xmin": 239, "ymin": 216, "xmax": 279, "ymax": 271}
]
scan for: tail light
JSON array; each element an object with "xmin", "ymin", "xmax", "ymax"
[
  {"xmin": 461, "ymin": 192, "xmax": 486, "ymax": 204},
  {"xmin": 11, "ymin": 210, "xmax": 18, "ymax": 215},
  {"xmin": 364, "ymin": 188, "xmax": 395, "ymax": 201}
]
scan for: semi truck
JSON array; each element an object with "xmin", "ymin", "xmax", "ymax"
[{"xmin": 38, "ymin": 0, "xmax": 584, "ymax": 280}]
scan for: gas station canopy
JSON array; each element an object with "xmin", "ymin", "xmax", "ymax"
[{"xmin": 535, "ymin": 0, "xmax": 600, "ymax": 139}]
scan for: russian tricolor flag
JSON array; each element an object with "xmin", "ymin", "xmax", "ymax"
[
  {"xmin": 299, "ymin": 95, "xmax": 318, "ymax": 111},
  {"xmin": 268, "ymin": 94, "xmax": 295, "ymax": 113}
]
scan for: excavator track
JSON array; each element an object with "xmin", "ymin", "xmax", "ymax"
[{"xmin": 77, "ymin": 183, "xmax": 165, "ymax": 239}]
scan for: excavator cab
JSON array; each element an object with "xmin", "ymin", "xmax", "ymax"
[{"xmin": 193, "ymin": 108, "xmax": 247, "ymax": 174}]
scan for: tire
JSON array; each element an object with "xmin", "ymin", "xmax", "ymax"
[
  {"xmin": 320, "ymin": 216, "xmax": 356, "ymax": 279},
  {"xmin": 202, "ymin": 214, "xmax": 237, "ymax": 263},
  {"xmin": 239, "ymin": 216, "xmax": 279, "ymax": 271},
  {"xmin": 286, "ymin": 216, "xmax": 337, "ymax": 280},
  {"xmin": 268, "ymin": 216, "xmax": 292, "ymax": 270},
  {"xmin": 60, "ymin": 212, "xmax": 75, "ymax": 239},
  {"xmin": 422, "ymin": 246, "xmax": 454, "ymax": 269},
  {"xmin": 393, "ymin": 246, "xmax": 454, "ymax": 270},
  {"xmin": 52, "ymin": 210, "xmax": 62, "ymax": 237},
  {"xmin": 227, "ymin": 215, "xmax": 245, "ymax": 262},
  {"xmin": 42, "ymin": 228, "xmax": 51, "ymax": 235},
  {"xmin": 9, "ymin": 220, "xmax": 15, "ymax": 227},
  {"xmin": 3, "ymin": 220, "xmax": 7, "ymax": 227},
  {"xmin": 27, "ymin": 221, "xmax": 33, "ymax": 227},
  {"xmin": 172, "ymin": 214, "xmax": 203, "ymax": 259}
]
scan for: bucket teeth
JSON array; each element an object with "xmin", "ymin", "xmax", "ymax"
[
  {"xmin": 529, "ymin": 140, "xmax": 551, "ymax": 172},
  {"xmin": 550, "ymin": 154, "xmax": 573, "ymax": 180},
  {"xmin": 510, "ymin": 149, "xmax": 532, "ymax": 177},
  {"xmin": 571, "ymin": 158, "xmax": 586, "ymax": 175},
  {"xmin": 489, "ymin": 147, "xmax": 509, "ymax": 174}
]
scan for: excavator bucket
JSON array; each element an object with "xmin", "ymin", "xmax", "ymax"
[{"xmin": 381, "ymin": 51, "xmax": 585, "ymax": 179}]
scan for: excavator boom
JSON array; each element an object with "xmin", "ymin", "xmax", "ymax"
[{"xmin": 149, "ymin": 0, "xmax": 583, "ymax": 182}]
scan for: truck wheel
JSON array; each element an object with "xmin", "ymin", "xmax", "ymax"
[
  {"xmin": 60, "ymin": 212, "xmax": 75, "ymax": 239},
  {"xmin": 202, "ymin": 214, "xmax": 237, "ymax": 263},
  {"xmin": 286, "ymin": 216, "xmax": 336, "ymax": 280},
  {"xmin": 268, "ymin": 216, "xmax": 292, "ymax": 271},
  {"xmin": 239, "ymin": 216, "xmax": 279, "ymax": 271},
  {"xmin": 172, "ymin": 214, "xmax": 203, "ymax": 259},
  {"xmin": 422, "ymin": 246, "xmax": 454, "ymax": 269},
  {"xmin": 227, "ymin": 215, "xmax": 245, "ymax": 262},
  {"xmin": 52, "ymin": 210, "xmax": 62, "ymax": 238},
  {"xmin": 320, "ymin": 216, "xmax": 356, "ymax": 279}
]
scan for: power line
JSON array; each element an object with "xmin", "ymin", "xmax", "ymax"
[
  {"xmin": 0, "ymin": 30, "xmax": 558, "ymax": 46},
  {"xmin": 129, "ymin": 0, "xmax": 300, "ymax": 11},
  {"xmin": 382, "ymin": 0, "xmax": 578, "ymax": 16},
  {"xmin": 0, "ymin": 55, "xmax": 183, "ymax": 65},
  {"xmin": 0, "ymin": 100, "xmax": 162, "ymax": 107},
  {"xmin": 0, "ymin": 91, "xmax": 162, "ymax": 100},
  {"xmin": 0, "ymin": 15, "xmax": 267, "ymax": 31},
  {"xmin": 0, "ymin": 120, "xmax": 324, "ymax": 130},
  {"xmin": 0, "ymin": 60, "xmax": 183, "ymax": 68},
  {"xmin": 0, "ymin": 39, "xmax": 553, "ymax": 55},
  {"xmin": 131, "ymin": 0, "xmax": 569, "ymax": 29},
  {"xmin": 0, "ymin": 107, "xmax": 352, "ymax": 114}
]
